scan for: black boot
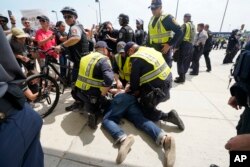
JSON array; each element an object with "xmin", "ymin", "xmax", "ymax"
[
  {"xmin": 161, "ymin": 110, "xmax": 185, "ymax": 130},
  {"xmin": 174, "ymin": 74, "xmax": 185, "ymax": 83},
  {"xmin": 65, "ymin": 101, "xmax": 83, "ymax": 111},
  {"xmin": 88, "ymin": 113, "xmax": 98, "ymax": 129}
]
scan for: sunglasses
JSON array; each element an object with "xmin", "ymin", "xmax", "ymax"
[
  {"xmin": 39, "ymin": 19, "xmax": 46, "ymax": 23},
  {"xmin": 151, "ymin": 7, "xmax": 160, "ymax": 11},
  {"xmin": 0, "ymin": 20, "xmax": 5, "ymax": 23},
  {"xmin": 24, "ymin": 22, "xmax": 30, "ymax": 24},
  {"xmin": 63, "ymin": 15, "xmax": 73, "ymax": 19}
]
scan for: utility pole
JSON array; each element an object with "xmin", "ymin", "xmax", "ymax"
[
  {"xmin": 95, "ymin": 0, "xmax": 102, "ymax": 24},
  {"xmin": 175, "ymin": 0, "xmax": 180, "ymax": 19},
  {"xmin": 51, "ymin": 10, "xmax": 58, "ymax": 22},
  {"xmin": 219, "ymin": 0, "xmax": 230, "ymax": 32}
]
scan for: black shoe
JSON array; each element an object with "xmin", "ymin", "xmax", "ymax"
[
  {"xmin": 161, "ymin": 110, "xmax": 185, "ymax": 130},
  {"xmin": 88, "ymin": 113, "xmax": 97, "ymax": 129},
  {"xmin": 174, "ymin": 77, "xmax": 185, "ymax": 83},
  {"xmin": 65, "ymin": 102, "xmax": 81, "ymax": 111},
  {"xmin": 206, "ymin": 69, "xmax": 211, "ymax": 72},
  {"xmin": 210, "ymin": 164, "xmax": 219, "ymax": 167},
  {"xmin": 189, "ymin": 72, "xmax": 198, "ymax": 76}
]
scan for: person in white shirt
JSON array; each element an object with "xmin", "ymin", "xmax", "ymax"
[{"xmin": 190, "ymin": 23, "xmax": 208, "ymax": 75}]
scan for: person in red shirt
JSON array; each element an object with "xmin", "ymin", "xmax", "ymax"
[{"xmin": 35, "ymin": 15, "xmax": 58, "ymax": 66}]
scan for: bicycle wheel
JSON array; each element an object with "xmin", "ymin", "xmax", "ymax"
[{"xmin": 26, "ymin": 74, "xmax": 60, "ymax": 118}]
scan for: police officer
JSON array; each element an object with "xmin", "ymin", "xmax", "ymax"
[
  {"xmin": 113, "ymin": 41, "xmax": 130, "ymax": 89},
  {"xmin": 174, "ymin": 13, "xmax": 195, "ymax": 83},
  {"xmin": 135, "ymin": 19, "xmax": 147, "ymax": 45},
  {"xmin": 147, "ymin": 0, "xmax": 183, "ymax": 68},
  {"xmin": 228, "ymin": 41, "xmax": 250, "ymax": 135},
  {"xmin": 117, "ymin": 13, "xmax": 134, "ymax": 43},
  {"xmin": 222, "ymin": 29, "xmax": 240, "ymax": 64},
  {"xmin": 124, "ymin": 42, "xmax": 185, "ymax": 130},
  {"xmin": 202, "ymin": 24, "xmax": 213, "ymax": 72},
  {"xmin": 0, "ymin": 27, "xmax": 43, "ymax": 167},
  {"xmin": 54, "ymin": 7, "xmax": 89, "ymax": 111},
  {"xmin": 74, "ymin": 41, "xmax": 114, "ymax": 128}
]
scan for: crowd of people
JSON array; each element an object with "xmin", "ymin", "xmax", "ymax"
[{"xmin": 0, "ymin": 0, "xmax": 250, "ymax": 167}]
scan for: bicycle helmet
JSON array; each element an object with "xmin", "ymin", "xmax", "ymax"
[{"xmin": 61, "ymin": 7, "xmax": 78, "ymax": 18}]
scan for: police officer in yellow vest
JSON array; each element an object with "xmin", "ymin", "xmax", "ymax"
[
  {"xmin": 124, "ymin": 42, "xmax": 185, "ymax": 130},
  {"xmin": 75, "ymin": 41, "xmax": 114, "ymax": 129},
  {"xmin": 113, "ymin": 41, "xmax": 130, "ymax": 89},
  {"xmin": 147, "ymin": 0, "xmax": 183, "ymax": 68},
  {"xmin": 174, "ymin": 13, "xmax": 195, "ymax": 83}
]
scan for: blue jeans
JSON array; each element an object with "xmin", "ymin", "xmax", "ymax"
[
  {"xmin": 0, "ymin": 103, "xmax": 44, "ymax": 167},
  {"xmin": 59, "ymin": 53, "xmax": 67, "ymax": 78},
  {"xmin": 102, "ymin": 93, "xmax": 166, "ymax": 145}
]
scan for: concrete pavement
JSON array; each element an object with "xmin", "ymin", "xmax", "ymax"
[{"xmin": 41, "ymin": 49, "xmax": 241, "ymax": 167}]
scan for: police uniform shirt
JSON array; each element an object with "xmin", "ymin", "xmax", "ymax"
[
  {"xmin": 118, "ymin": 25, "xmax": 134, "ymax": 43},
  {"xmin": 68, "ymin": 24, "xmax": 82, "ymax": 39},
  {"xmin": 135, "ymin": 29, "xmax": 145, "ymax": 45},
  {"xmin": 148, "ymin": 15, "xmax": 183, "ymax": 47},
  {"xmin": 67, "ymin": 23, "xmax": 89, "ymax": 63},
  {"xmin": 85, "ymin": 57, "xmax": 114, "ymax": 96},
  {"xmin": 129, "ymin": 57, "xmax": 171, "ymax": 92}
]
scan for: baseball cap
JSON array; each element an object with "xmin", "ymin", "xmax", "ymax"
[
  {"xmin": 36, "ymin": 15, "xmax": 50, "ymax": 22},
  {"xmin": 11, "ymin": 28, "xmax": 29, "ymax": 38},
  {"xmin": 117, "ymin": 41, "xmax": 126, "ymax": 53},
  {"xmin": 148, "ymin": 0, "xmax": 162, "ymax": 9},
  {"xmin": 124, "ymin": 42, "xmax": 136, "ymax": 54},
  {"xmin": 184, "ymin": 13, "xmax": 191, "ymax": 17},
  {"xmin": 0, "ymin": 14, "xmax": 8, "ymax": 23},
  {"xmin": 95, "ymin": 41, "xmax": 111, "ymax": 51}
]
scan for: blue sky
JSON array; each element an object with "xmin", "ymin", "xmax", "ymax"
[{"xmin": 0, "ymin": 0, "xmax": 249, "ymax": 32}]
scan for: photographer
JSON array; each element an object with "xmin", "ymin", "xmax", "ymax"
[
  {"xmin": 0, "ymin": 26, "xmax": 44, "ymax": 167},
  {"xmin": 98, "ymin": 21, "xmax": 119, "ymax": 54}
]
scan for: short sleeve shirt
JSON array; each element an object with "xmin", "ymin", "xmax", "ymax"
[
  {"xmin": 35, "ymin": 28, "xmax": 58, "ymax": 59},
  {"xmin": 68, "ymin": 25, "xmax": 82, "ymax": 38}
]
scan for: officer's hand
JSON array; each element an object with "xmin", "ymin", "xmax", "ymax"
[
  {"xmin": 54, "ymin": 45, "xmax": 61, "ymax": 53},
  {"xmin": 116, "ymin": 80, "xmax": 123, "ymax": 89},
  {"xmin": 124, "ymin": 83, "xmax": 130, "ymax": 92},
  {"xmin": 228, "ymin": 96, "xmax": 241, "ymax": 110},
  {"xmin": 161, "ymin": 43, "xmax": 170, "ymax": 54},
  {"xmin": 225, "ymin": 134, "xmax": 250, "ymax": 151}
]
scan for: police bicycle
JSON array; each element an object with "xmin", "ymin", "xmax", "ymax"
[{"xmin": 26, "ymin": 47, "xmax": 72, "ymax": 118}]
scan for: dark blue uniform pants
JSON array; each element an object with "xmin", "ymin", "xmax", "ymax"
[
  {"xmin": 0, "ymin": 103, "xmax": 44, "ymax": 167},
  {"xmin": 191, "ymin": 46, "xmax": 204, "ymax": 74},
  {"xmin": 163, "ymin": 49, "xmax": 173, "ymax": 68},
  {"xmin": 177, "ymin": 42, "xmax": 193, "ymax": 76},
  {"xmin": 236, "ymin": 107, "xmax": 250, "ymax": 135}
]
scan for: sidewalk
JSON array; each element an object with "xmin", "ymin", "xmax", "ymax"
[{"xmin": 41, "ymin": 49, "xmax": 241, "ymax": 167}]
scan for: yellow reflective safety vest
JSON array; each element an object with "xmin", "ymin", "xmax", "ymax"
[
  {"xmin": 130, "ymin": 47, "xmax": 171, "ymax": 85},
  {"xmin": 75, "ymin": 52, "xmax": 109, "ymax": 90},
  {"xmin": 114, "ymin": 53, "xmax": 130, "ymax": 81},
  {"xmin": 148, "ymin": 14, "xmax": 173, "ymax": 44},
  {"xmin": 183, "ymin": 22, "xmax": 195, "ymax": 43}
]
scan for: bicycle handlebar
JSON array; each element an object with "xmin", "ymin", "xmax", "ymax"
[{"xmin": 27, "ymin": 46, "xmax": 55, "ymax": 55}]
